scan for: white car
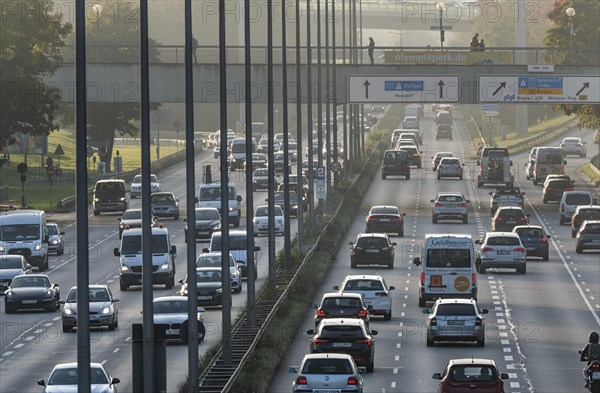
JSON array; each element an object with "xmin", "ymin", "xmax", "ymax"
[
  {"xmin": 253, "ymin": 205, "xmax": 284, "ymax": 236},
  {"xmin": 152, "ymin": 296, "xmax": 205, "ymax": 343},
  {"xmin": 37, "ymin": 362, "xmax": 120, "ymax": 392},
  {"xmin": 559, "ymin": 137, "xmax": 586, "ymax": 157},
  {"xmin": 475, "ymin": 232, "xmax": 527, "ymax": 274},
  {"xmin": 432, "ymin": 151, "xmax": 454, "ymax": 171},
  {"xmin": 129, "ymin": 174, "xmax": 160, "ymax": 198},
  {"xmin": 436, "ymin": 157, "xmax": 464, "ymax": 179},
  {"xmin": 333, "ymin": 274, "xmax": 395, "ymax": 321}
]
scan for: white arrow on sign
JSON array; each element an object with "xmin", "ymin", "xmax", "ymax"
[{"xmin": 348, "ymin": 75, "xmax": 460, "ymax": 103}]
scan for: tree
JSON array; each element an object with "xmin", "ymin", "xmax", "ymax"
[
  {"xmin": 0, "ymin": 1, "xmax": 72, "ymax": 149},
  {"xmin": 544, "ymin": 0, "xmax": 600, "ymax": 129}
]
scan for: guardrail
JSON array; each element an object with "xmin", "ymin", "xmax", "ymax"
[{"xmin": 504, "ymin": 118, "xmax": 579, "ymax": 153}]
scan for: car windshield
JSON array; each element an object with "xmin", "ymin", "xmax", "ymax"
[
  {"xmin": 584, "ymin": 224, "xmax": 600, "ymax": 234},
  {"xmin": 196, "ymin": 209, "xmax": 219, "ymax": 220},
  {"xmin": 436, "ymin": 304, "xmax": 476, "ymax": 316},
  {"xmin": 344, "ymin": 279, "xmax": 384, "ymax": 291},
  {"xmin": 200, "ymin": 186, "xmax": 235, "ymax": 201},
  {"xmin": 196, "ymin": 270, "xmax": 222, "ymax": 282},
  {"xmin": 66, "ymin": 288, "xmax": 109, "ymax": 303},
  {"xmin": 515, "ymin": 228, "xmax": 543, "ymax": 237},
  {"xmin": 320, "ymin": 325, "xmax": 365, "ymax": 338},
  {"xmin": 47, "ymin": 225, "xmax": 58, "ymax": 235},
  {"xmin": 537, "ymin": 153, "xmax": 563, "ymax": 165},
  {"xmin": 196, "ymin": 254, "xmax": 235, "ymax": 268},
  {"xmin": 0, "ymin": 224, "xmax": 39, "ymax": 241},
  {"xmin": 274, "ymin": 192, "xmax": 298, "ymax": 203},
  {"xmin": 11, "ymin": 276, "xmax": 49, "ymax": 288},
  {"xmin": 565, "ymin": 194, "xmax": 592, "ymax": 205},
  {"xmin": 370, "ymin": 207, "xmax": 398, "ymax": 215},
  {"xmin": 210, "ymin": 235, "xmax": 247, "ymax": 251},
  {"xmin": 356, "ymin": 237, "xmax": 388, "ymax": 248},
  {"xmin": 437, "ymin": 195, "xmax": 464, "ymax": 203},
  {"xmin": 449, "ymin": 366, "xmax": 497, "ymax": 382},
  {"xmin": 486, "ymin": 237, "xmax": 521, "ymax": 246},
  {"xmin": 132, "ymin": 175, "xmax": 141, "ymax": 183},
  {"xmin": 579, "ymin": 209, "xmax": 600, "ymax": 216},
  {"xmin": 48, "ymin": 367, "xmax": 109, "ymax": 385},
  {"xmin": 122, "ymin": 210, "xmax": 142, "ymax": 220},
  {"xmin": 255, "ymin": 169, "xmax": 268, "ymax": 176},
  {"xmin": 301, "ymin": 359, "xmax": 353, "ymax": 375},
  {"xmin": 441, "ymin": 159, "xmax": 459, "ymax": 165},
  {"xmin": 153, "ymin": 300, "xmax": 187, "ymax": 314},
  {"xmin": 384, "ymin": 151, "xmax": 407, "ymax": 162},
  {"xmin": 151, "ymin": 194, "xmax": 174, "ymax": 203},
  {"xmin": 426, "ymin": 249, "xmax": 471, "ymax": 268},
  {"xmin": 121, "ymin": 234, "xmax": 169, "ymax": 254},
  {"xmin": 547, "ymin": 180, "xmax": 571, "ymax": 188},
  {"xmin": 0, "ymin": 257, "xmax": 23, "ymax": 269},
  {"xmin": 322, "ymin": 297, "xmax": 361, "ymax": 308},
  {"xmin": 255, "ymin": 207, "xmax": 269, "ymax": 216},
  {"xmin": 498, "ymin": 210, "xmax": 525, "ymax": 218}
]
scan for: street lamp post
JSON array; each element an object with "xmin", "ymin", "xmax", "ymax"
[
  {"xmin": 92, "ymin": 4, "xmax": 102, "ymax": 63},
  {"xmin": 436, "ymin": 2, "xmax": 445, "ymax": 49},
  {"xmin": 566, "ymin": 7, "xmax": 575, "ymax": 50}
]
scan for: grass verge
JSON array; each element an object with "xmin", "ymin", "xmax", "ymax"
[{"xmin": 582, "ymin": 157, "xmax": 600, "ymax": 186}]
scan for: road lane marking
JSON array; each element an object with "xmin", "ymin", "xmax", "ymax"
[
  {"xmin": 13, "ymin": 344, "xmax": 24, "ymax": 349},
  {"xmin": 2, "ymin": 351, "xmax": 13, "ymax": 356}
]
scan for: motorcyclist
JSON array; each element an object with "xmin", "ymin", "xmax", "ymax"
[{"xmin": 581, "ymin": 331, "xmax": 600, "ymax": 387}]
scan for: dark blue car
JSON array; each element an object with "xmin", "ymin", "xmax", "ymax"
[{"xmin": 512, "ymin": 225, "xmax": 551, "ymax": 261}]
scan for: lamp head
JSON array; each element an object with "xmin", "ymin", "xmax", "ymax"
[{"xmin": 565, "ymin": 7, "xmax": 575, "ymax": 17}]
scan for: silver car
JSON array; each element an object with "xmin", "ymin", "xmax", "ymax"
[
  {"xmin": 431, "ymin": 192, "xmax": 470, "ymax": 224},
  {"xmin": 559, "ymin": 136, "xmax": 586, "ymax": 157},
  {"xmin": 289, "ymin": 353, "xmax": 364, "ymax": 393},
  {"xmin": 130, "ymin": 174, "xmax": 160, "ymax": 198},
  {"xmin": 333, "ymin": 275, "xmax": 395, "ymax": 321},
  {"xmin": 37, "ymin": 362, "xmax": 120, "ymax": 393},
  {"xmin": 47, "ymin": 223, "xmax": 65, "ymax": 255},
  {"xmin": 61, "ymin": 285, "xmax": 119, "ymax": 332},
  {"xmin": 152, "ymin": 296, "xmax": 205, "ymax": 344},
  {"xmin": 196, "ymin": 252, "xmax": 242, "ymax": 294},
  {"xmin": 475, "ymin": 232, "xmax": 527, "ymax": 274},
  {"xmin": 0, "ymin": 255, "xmax": 31, "ymax": 292},
  {"xmin": 436, "ymin": 157, "xmax": 464, "ymax": 179},
  {"xmin": 423, "ymin": 298, "xmax": 488, "ymax": 347}
]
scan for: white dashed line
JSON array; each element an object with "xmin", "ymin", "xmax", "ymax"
[
  {"xmin": 2, "ymin": 351, "xmax": 14, "ymax": 357},
  {"xmin": 25, "ymin": 336, "xmax": 35, "ymax": 341},
  {"xmin": 113, "ymin": 348, "xmax": 120, "ymax": 353},
  {"xmin": 13, "ymin": 344, "xmax": 25, "ymax": 349},
  {"xmin": 395, "ymin": 356, "xmax": 400, "ymax": 361},
  {"xmin": 391, "ymin": 382, "xmax": 397, "ymax": 388}
]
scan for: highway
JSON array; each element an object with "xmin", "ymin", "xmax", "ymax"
[
  {"xmin": 0, "ymin": 147, "xmax": 302, "ymax": 392},
  {"xmin": 268, "ymin": 108, "xmax": 600, "ymax": 393}
]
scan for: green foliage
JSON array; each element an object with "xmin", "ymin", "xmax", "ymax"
[
  {"xmin": 0, "ymin": 0, "xmax": 72, "ymax": 149},
  {"xmin": 543, "ymin": 0, "xmax": 600, "ymax": 129}
]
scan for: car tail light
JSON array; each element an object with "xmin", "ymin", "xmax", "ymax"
[
  {"xmin": 367, "ymin": 217, "xmax": 377, "ymax": 221},
  {"xmin": 420, "ymin": 273, "xmax": 425, "ymax": 285},
  {"xmin": 356, "ymin": 339, "xmax": 372, "ymax": 347},
  {"xmin": 591, "ymin": 363, "xmax": 600, "ymax": 370},
  {"xmin": 457, "ymin": 203, "xmax": 468, "ymax": 207},
  {"xmin": 392, "ymin": 217, "xmax": 402, "ymax": 221},
  {"xmin": 545, "ymin": 187, "xmax": 553, "ymax": 191},
  {"xmin": 383, "ymin": 164, "xmax": 388, "ymax": 170},
  {"xmin": 561, "ymin": 167, "xmax": 565, "ymax": 174},
  {"xmin": 540, "ymin": 236, "xmax": 548, "ymax": 243},
  {"xmin": 430, "ymin": 317, "xmax": 437, "ymax": 326},
  {"xmin": 514, "ymin": 247, "xmax": 525, "ymax": 253},
  {"xmin": 520, "ymin": 217, "xmax": 529, "ymax": 221},
  {"xmin": 347, "ymin": 376, "xmax": 359, "ymax": 385},
  {"xmin": 311, "ymin": 338, "xmax": 329, "ymax": 344},
  {"xmin": 475, "ymin": 318, "xmax": 482, "ymax": 326},
  {"xmin": 566, "ymin": 188, "xmax": 574, "ymax": 191},
  {"xmin": 534, "ymin": 164, "xmax": 538, "ymax": 173},
  {"xmin": 316, "ymin": 309, "xmax": 327, "ymax": 317},
  {"xmin": 481, "ymin": 247, "xmax": 494, "ymax": 252},
  {"xmin": 571, "ymin": 216, "xmax": 576, "ymax": 224},
  {"xmin": 358, "ymin": 309, "xmax": 367, "ymax": 317},
  {"xmin": 434, "ymin": 203, "xmax": 444, "ymax": 207},
  {"xmin": 296, "ymin": 376, "xmax": 307, "ymax": 385},
  {"xmin": 495, "ymin": 217, "xmax": 503, "ymax": 222},
  {"xmin": 472, "ymin": 273, "xmax": 477, "ymax": 284}
]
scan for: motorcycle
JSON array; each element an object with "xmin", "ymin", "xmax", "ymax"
[{"xmin": 579, "ymin": 350, "xmax": 600, "ymax": 393}]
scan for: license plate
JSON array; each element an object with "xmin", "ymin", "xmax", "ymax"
[
  {"xmin": 429, "ymin": 287, "xmax": 445, "ymax": 292},
  {"xmin": 498, "ymin": 250, "xmax": 510, "ymax": 255},
  {"xmin": 315, "ymin": 390, "xmax": 340, "ymax": 393},
  {"xmin": 166, "ymin": 328, "xmax": 179, "ymax": 335},
  {"xmin": 506, "ymin": 221, "xmax": 516, "ymax": 224},
  {"xmin": 332, "ymin": 342, "xmax": 352, "ymax": 348},
  {"xmin": 592, "ymin": 371, "xmax": 600, "ymax": 380},
  {"xmin": 380, "ymin": 218, "xmax": 390, "ymax": 222},
  {"xmin": 363, "ymin": 298, "xmax": 372, "ymax": 303},
  {"xmin": 526, "ymin": 247, "xmax": 535, "ymax": 251},
  {"xmin": 366, "ymin": 249, "xmax": 379, "ymax": 253},
  {"xmin": 22, "ymin": 300, "xmax": 37, "ymax": 304},
  {"xmin": 198, "ymin": 296, "xmax": 212, "ymax": 300},
  {"xmin": 447, "ymin": 320, "xmax": 465, "ymax": 325},
  {"xmin": 199, "ymin": 231, "xmax": 209, "ymax": 235}
]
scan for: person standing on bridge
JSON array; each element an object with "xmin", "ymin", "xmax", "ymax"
[
  {"xmin": 470, "ymin": 33, "xmax": 480, "ymax": 51},
  {"xmin": 368, "ymin": 37, "xmax": 375, "ymax": 64},
  {"xmin": 479, "ymin": 39, "xmax": 486, "ymax": 52},
  {"xmin": 192, "ymin": 35, "xmax": 199, "ymax": 64}
]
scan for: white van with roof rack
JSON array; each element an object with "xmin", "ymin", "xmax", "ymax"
[
  {"xmin": 413, "ymin": 234, "xmax": 478, "ymax": 307},
  {"xmin": 0, "ymin": 209, "xmax": 49, "ymax": 271}
]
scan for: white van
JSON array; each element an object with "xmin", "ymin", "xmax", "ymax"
[
  {"xmin": 559, "ymin": 191, "xmax": 599, "ymax": 225},
  {"xmin": 0, "ymin": 209, "xmax": 49, "ymax": 271},
  {"xmin": 533, "ymin": 147, "xmax": 566, "ymax": 185},
  {"xmin": 412, "ymin": 234, "xmax": 477, "ymax": 307},
  {"xmin": 113, "ymin": 226, "xmax": 176, "ymax": 290},
  {"xmin": 203, "ymin": 230, "xmax": 260, "ymax": 278},
  {"xmin": 198, "ymin": 183, "xmax": 242, "ymax": 227}
]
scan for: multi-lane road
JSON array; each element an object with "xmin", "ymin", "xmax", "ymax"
[
  {"xmin": 268, "ymin": 108, "xmax": 599, "ymax": 392},
  {"xmin": 0, "ymin": 147, "xmax": 302, "ymax": 392}
]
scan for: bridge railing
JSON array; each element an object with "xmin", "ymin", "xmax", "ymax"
[{"xmin": 61, "ymin": 45, "xmax": 600, "ymax": 66}]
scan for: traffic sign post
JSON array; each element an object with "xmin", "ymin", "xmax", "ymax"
[
  {"xmin": 481, "ymin": 104, "xmax": 499, "ymax": 117},
  {"xmin": 478, "ymin": 75, "xmax": 600, "ymax": 103},
  {"xmin": 348, "ymin": 75, "xmax": 460, "ymax": 103},
  {"xmin": 316, "ymin": 165, "xmax": 326, "ymax": 200}
]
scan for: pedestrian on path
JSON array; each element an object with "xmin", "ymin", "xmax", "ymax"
[{"xmin": 368, "ymin": 37, "xmax": 375, "ymax": 64}]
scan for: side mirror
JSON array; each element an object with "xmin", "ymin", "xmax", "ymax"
[
  {"xmin": 401, "ymin": 212, "xmax": 407, "ymax": 216},
  {"xmin": 333, "ymin": 285, "xmax": 340, "ymax": 290},
  {"xmin": 111, "ymin": 378, "xmax": 120, "ymax": 385},
  {"xmin": 178, "ymin": 279, "xmax": 184, "ymax": 284},
  {"xmin": 370, "ymin": 330, "xmax": 378, "ymax": 336},
  {"xmin": 358, "ymin": 367, "xmax": 367, "ymax": 374},
  {"xmin": 37, "ymin": 380, "xmax": 46, "ymax": 387},
  {"xmin": 488, "ymin": 192, "xmax": 493, "ymax": 196},
  {"xmin": 195, "ymin": 197, "xmax": 199, "ymax": 204},
  {"xmin": 510, "ymin": 160, "xmax": 513, "ymax": 166},
  {"xmin": 348, "ymin": 241, "xmax": 354, "ymax": 246},
  {"xmin": 563, "ymin": 160, "xmax": 567, "ymax": 165},
  {"xmin": 112, "ymin": 297, "xmax": 120, "ymax": 303},
  {"xmin": 501, "ymin": 373, "xmax": 509, "ymax": 380},
  {"xmin": 171, "ymin": 245, "xmax": 177, "ymax": 255},
  {"xmin": 306, "ymin": 329, "xmax": 315, "ymax": 335},
  {"xmin": 476, "ymin": 160, "xmax": 481, "ymax": 166},
  {"xmin": 182, "ymin": 218, "xmax": 187, "ymax": 222},
  {"xmin": 413, "ymin": 257, "xmax": 421, "ymax": 266},
  {"xmin": 474, "ymin": 239, "xmax": 481, "ymax": 244},
  {"xmin": 432, "ymin": 373, "xmax": 442, "ymax": 380},
  {"xmin": 481, "ymin": 309, "xmax": 489, "ymax": 314},
  {"xmin": 531, "ymin": 160, "xmax": 535, "ymax": 164},
  {"xmin": 59, "ymin": 300, "xmax": 65, "ymax": 304},
  {"xmin": 546, "ymin": 235, "xmax": 552, "ymax": 239},
  {"xmin": 43, "ymin": 235, "xmax": 49, "ymax": 243},
  {"xmin": 466, "ymin": 200, "xmax": 471, "ymax": 203},
  {"xmin": 25, "ymin": 264, "xmax": 32, "ymax": 270},
  {"xmin": 526, "ymin": 214, "xmax": 531, "ymax": 217},
  {"xmin": 254, "ymin": 246, "xmax": 261, "ymax": 252},
  {"xmin": 236, "ymin": 195, "xmax": 243, "ymax": 202},
  {"xmin": 197, "ymin": 307, "xmax": 205, "ymax": 313},
  {"xmin": 521, "ymin": 192, "xmax": 526, "ymax": 195},
  {"xmin": 59, "ymin": 231, "xmax": 65, "ymax": 235},
  {"xmin": 202, "ymin": 248, "xmax": 210, "ymax": 253},
  {"xmin": 367, "ymin": 305, "xmax": 373, "ymax": 310},
  {"xmin": 113, "ymin": 248, "xmax": 120, "ymax": 257},
  {"xmin": 288, "ymin": 366, "xmax": 299, "ymax": 373},
  {"xmin": 389, "ymin": 286, "xmax": 395, "ymax": 290},
  {"xmin": 422, "ymin": 309, "xmax": 431, "ymax": 314},
  {"xmin": 53, "ymin": 283, "xmax": 59, "ymax": 288},
  {"xmin": 391, "ymin": 242, "xmax": 397, "ymax": 246},
  {"xmin": 265, "ymin": 198, "xmax": 269, "ymax": 202},
  {"xmin": 429, "ymin": 199, "xmax": 435, "ymax": 203}
]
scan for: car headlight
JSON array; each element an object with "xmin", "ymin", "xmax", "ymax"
[
  {"xmin": 121, "ymin": 265, "xmax": 131, "ymax": 272},
  {"xmin": 230, "ymin": 271, "xmax": 239, "ymax": 278},
  {"xmin": 63, "ymin": 308, "xmax": 74, "ymax": 315},
  {"xmin": 292, "ymin": 204, "xmax": 298, "ymax": 209},
  {"xmin": 5, "ymin": 291, "xmax": 14, "ymax": 299},
  {"xmin": 277, "ymin": 219, "xmax": 283, "ymax": 225},
  {"xmin": 99, "ymin": 306, "xmax": 111, "ymax": 315},
  {"xmin": 160, "ymin": 262, "xmax": 170, "ymax": 271},
  {"xmin": 253, "ymin": 219, "xmax": 259, "ymax": 225},
  {"xmin": 213, "ymin": 224, "xmax": 221, "ymax": 230},
  {"xmin": 228, "ymin": 207, "xmax": 235, "ymax": 212},
  {"xmin": 44, "ymin": 289, "xmax": 54, "ymax": 298},
  {"xmin": 120, "ymin": 197, "xmax": 126, "ymax": 201},
  {"xmin": 51, "ymin": 240, "xmax": 58, "ymax": 245},
  {"xmin": 94, "ymin": 198, "xmax": 100, "ymax": 202},
  {"xmin": 34, "ymin": 244, "xmax": 41, "ymax": 251},
  {"xmin": 216, "ymin": 288, "xmax": 222, "ymax": 293},
  {"xmin": 182, "ymin": 289, "xmax": 188, "ymax": 295}
]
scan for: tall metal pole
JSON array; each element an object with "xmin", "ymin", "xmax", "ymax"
[
  {"xmin": 267, "ymin": 0, "xmax": 276, "ymax": 284},
  {"xmin": 296, "ymin": 0, "xmax": 304, "ymax": 250},
  {"xmin": 359, "ymin": 0, "xmax": 363, "ymax": 64},
  {"xmin": 325, "ymin": 0, "xmax": 331, "ymax": 201},
  {"xmin": 306, "ymin": 0, "xmax": 315, "ymax": 226},
  {"xmin": 332, "ymin": 0, "xmax": 338, "ymax": 194},
  {"xmin": 341, "ymin": 0, "xmax": 348, "ymax": 180},
  {"xmin": 218, "ymin": 0, "xmax": 232, "ymax": 366},
  {"xmin": 184, "ymin": 0, "xmax": 198, "ymax": 390},
  {"xmin": 281, "ymin": 0, "xmax": 291, "ymax": 271},
  {"xmin": 316, "ymin": 0, "xmax": 323, "ymax": 223},
  {"xmin": 75, "ymin": 1, "xmax": 91, "ymax": 391},
  {"xmin": 244, "ymin": 0, "xmax": 256, "ymax": 327},
  {"xmin": 139, "ymin": 1, "xmax": 155, "ymax": 391}
]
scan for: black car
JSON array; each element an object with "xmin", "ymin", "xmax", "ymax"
[
  {"xmin": 0, "ymin": 255, "xmax": 32, "ymax": 292},
  {"xmin": 306, "ymin": 318, "xmax": 377, "ymax": 373},
  {"xmin": 489, "ymin": 187, "xmax": 525, "ymax": 215},
  {"xmin": 349, "ymin": 233, "xmax": 396, "ymax": 269},
  {"xmin": 381, "ymin": 150, "xmax": 410, "ymax": 180},
  {"xmin": 492, "ymin": 207, "xmax": 530, "ymax": 232},
  {"xmin": 542, "ymin": 179, "xmax": 574, "ymax": 203},
  {"xmin": 178, "ymin": 268, "xmax": 223, "ymax": 307},
  {"xmin": 150, "ymin": 192, "xmax": 180, "ymax": 219},
  {"xmin": 314, "ymin": 292, "xmax": 370, "ymax": 328},
  {"xmin": 184, "ymin": 208, "xmax": 221, "ymax": 242},
  {"xmin": 575, "ymin": 220, "xmax": 600, "ymax": 253},
  {"xmin": 272, "ymin": 191, "xmax": 304, "ymax": 218},
  {"xmin": 4, "ymin": 274, "xmax": 60, "ymax": 313},
  {"xmin": 118, "ymin": 208, "xmax": 157, "ymax": 238},
  {"xmin": 365, "ymin": 206, "xmax": 406, "ymax": 236},
  {"xmin": 436, "ymin": 124, "xmax": 453, "ymax": 140},
  {"xmin": 252, "ymin": 168, "xmax": 279, "ymax": 191}
]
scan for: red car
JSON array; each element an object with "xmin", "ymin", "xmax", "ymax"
[{"xmin": 433, "ymin": 358, "xmax": 508, "ymax": 393}]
